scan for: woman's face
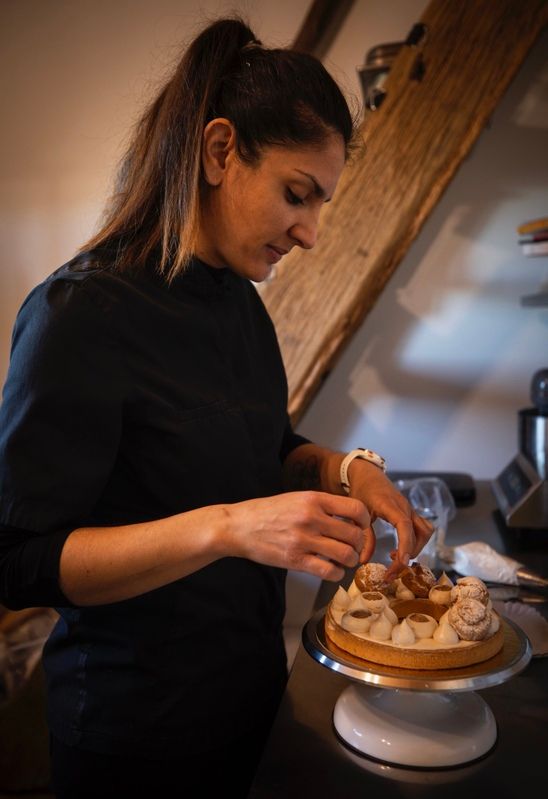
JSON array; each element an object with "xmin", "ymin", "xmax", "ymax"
[{"xmin": 196, "ymin": 128, "xmax": 346, "ymax": 282}]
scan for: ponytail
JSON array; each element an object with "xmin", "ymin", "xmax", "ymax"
[{"xmin": 80, "ymin": 17, "xmax": 355, "ymax": 280}]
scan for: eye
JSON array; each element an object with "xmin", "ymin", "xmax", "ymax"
[{"xmin": 286, "ymin": 188, "xmax": 305, "ymax": 206}]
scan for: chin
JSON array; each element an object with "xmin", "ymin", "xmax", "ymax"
[
  {"xmin": 235, "ymin": 260, "xmax": 273, "ymax": 283},
  {"xmin": 253, "ymin": 265, "xmax": 274, "ymax": 283}
]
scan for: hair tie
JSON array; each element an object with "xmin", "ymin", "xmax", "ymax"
[
  {"xmin": 241, "ymin": 40, "xmax": 260, "ymax": 68},
  {"xmin": 241, "ymin": 37, "xmax": 262, "ymax": 50}
]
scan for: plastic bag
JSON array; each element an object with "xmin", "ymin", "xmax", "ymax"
[{"xmin": 373, "ymin": 477, "xmax": 457, "ymax": 570}]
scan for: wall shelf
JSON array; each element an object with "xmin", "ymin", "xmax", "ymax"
[{"xmin": 520, "ymin": 292, "xmax": 548, "ymax": 307}]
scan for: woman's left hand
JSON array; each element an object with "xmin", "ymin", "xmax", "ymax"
[
  {"xmin": 347, "ymin": 460, "xmax": 435, "ymax": 579},
  {"xmin": 283, "ymin": 442, "xmax": 435, "ymax": 579}
]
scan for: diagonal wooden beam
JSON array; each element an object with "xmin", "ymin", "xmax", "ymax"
[
  {"xmin": 261, "ymin": 0, "xmax": 548, "ymax": 426},
  {"xmin": 292, "ymin": 0, "xmax": 356, "ymax": 58}
]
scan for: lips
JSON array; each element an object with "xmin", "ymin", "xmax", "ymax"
[{"xmin": 265, "ymin": 245, "xmax": 288, "ymax": 264}]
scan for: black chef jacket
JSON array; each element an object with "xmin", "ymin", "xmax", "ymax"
[{"xmin": 0, "ymin": 253, "xmax": 308, "ymax": 758}]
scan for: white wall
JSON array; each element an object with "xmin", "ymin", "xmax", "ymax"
[{"xmin": 298, "ymin": 4, "xmax": 548, "ymax": 484}]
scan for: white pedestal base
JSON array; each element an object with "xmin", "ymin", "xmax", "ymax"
[{"xmin": 333, "ymin": 684, "xmax": 497, "ymax": 768}]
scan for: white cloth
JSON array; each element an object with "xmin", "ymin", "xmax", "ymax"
[{"xmin": 493, "ymin": 601, "xmax": 548, "ymax": 657}]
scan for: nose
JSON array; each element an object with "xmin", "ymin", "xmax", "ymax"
[{"xmin": 290, "ymin": 209, "xmax": 320, "ymax": 250}]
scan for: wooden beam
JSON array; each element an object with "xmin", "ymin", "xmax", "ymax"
[
  {"xmin": 260, "ymin": 0, "xmax": 548, "ymax": 425},
  {"xmin": 292, "ymin": 0, "xmax": 356, "ymax": 58}
]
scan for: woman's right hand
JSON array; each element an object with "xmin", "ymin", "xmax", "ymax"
[
  {"xmin": 58, "ymin": 491, "xmax": 369, "ymax": 606},
  {"xmin": 221, "ymin": 491, "xmax": 370, "ymax": 581}
]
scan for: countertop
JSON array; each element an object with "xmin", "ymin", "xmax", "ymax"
[{"xmin": 248, "ymin": 480, "xmax": 548, "ymax": 798}]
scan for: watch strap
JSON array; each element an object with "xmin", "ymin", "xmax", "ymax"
[{"xmin": 340, "ymin": 448, "xmax": 387, "ymax": 494}]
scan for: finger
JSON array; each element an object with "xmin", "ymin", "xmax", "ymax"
[
  {"xmin": 406, "ymin": 513, "xmax": 436, "ymax": 558},
  {"xmin": 387, "ymin": 549, "xmax": 406, "ymax": 581},
  {"xmin": 385, "ymin": 518, "xmax": 415, "ymax": 579},
  {"xmin": 307, "ymin": 533, "xmax": 360, "ymax": 570},
  {"xmin": 297, "ymin": 553, "xmax": 346, "ymax": 583},
  {"xmin": 416, "ymin": 514, "xmax": 435, "ymax": 536},
  {"xmin": 358, "ymin": 525, "xmax": 376, "ymax": 564},
  {"xmin": 393, "ymin": 517, "xmax": 416, "ymax": 563},
  {"xmin": 413, "ymin": 514, "xmax": 436, "ymax": 554},
  {"xmin": 385, "ymin": 557, "xmax": 410, "ymax": 581},
  {"xmin": 326, "ymin": 515, "xmax": 365, "ymax": 554},
  {"xmin": 386, "ymin": 512, "xmax": 435, "ymax": 577},
  {"xmin": 318, "ymin": 492, "xmax": 370, "ymax": 530}
]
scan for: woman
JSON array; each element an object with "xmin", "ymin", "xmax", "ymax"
[{"xmin": 0, "ymin": 17, "xmax": 432, "ymax": 798}]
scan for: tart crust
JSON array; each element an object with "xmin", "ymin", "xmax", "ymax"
[{"xmin": 325, "ymin": 598, "xmax": 504, "ymax": 670}]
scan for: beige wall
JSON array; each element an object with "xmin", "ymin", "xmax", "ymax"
[{"xmin": 0, "ymin": 0, "xmax": 310, "ymax": 379}]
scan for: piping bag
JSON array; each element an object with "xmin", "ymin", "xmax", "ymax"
[{"xmin": 438, "ymin": 540, "xmax": 548, "ymax": 591}]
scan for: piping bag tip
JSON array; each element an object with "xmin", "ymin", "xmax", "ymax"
[{"xmin": 516, "ymin": 567, "xmax": 548, "ymax": 591}]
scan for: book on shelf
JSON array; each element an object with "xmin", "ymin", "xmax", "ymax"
[
  {"xmin": 517, "ymin": 216, "xmax": 548, "ymax": 235},
  {"xmin": 520, "ymin": 240, "xmax": 548, "ymax": 257},
  {"xmin": 521, "ymin": 292, "xmax": 548, "ymax": 307},
  {"xmin": 518, "ymin": 231, "xmax": 548, "ymax": 244},
  {"xmin": 517, "ymin": 217, "xmax": 548, "ymax": 257}
]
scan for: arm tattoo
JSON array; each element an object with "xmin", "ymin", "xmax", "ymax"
[{"xmin": 286, "ymin": 455, "xmax": 322, "ymax": 491}]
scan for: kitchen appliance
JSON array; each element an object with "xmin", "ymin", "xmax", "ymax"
[{"xmin": 492, "ymin": 369, "xmax": 548, "ymax": 529}]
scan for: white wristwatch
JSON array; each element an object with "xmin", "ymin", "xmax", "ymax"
[{"xmin": 340, "ymin": 448, "xmax": 387, "ymax": 494}]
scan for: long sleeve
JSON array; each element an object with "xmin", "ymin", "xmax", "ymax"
[
  {"xmin": 279, "ymin": 413, "xmax": 310, "ymax": 463},
  {"xmin": 0, "ymin": 270, "xmax": 125, "ymax": 607},
  {"xmin": 0, "ymin": 523, "xmax": 74, "ymax": 609}
]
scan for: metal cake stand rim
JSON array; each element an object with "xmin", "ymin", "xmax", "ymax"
[{"xmin": 302, "ymin": 606, "xmax": 532, "ymax": 692}]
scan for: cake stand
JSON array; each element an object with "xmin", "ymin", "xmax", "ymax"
[{"xmin": 302, "ymin": 608, "xmax": 531, "ymax": 769}]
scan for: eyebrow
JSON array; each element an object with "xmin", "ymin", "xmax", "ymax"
[{"xmin": 294, "ymin": 170, "xmax": 331, "ymax": 202}]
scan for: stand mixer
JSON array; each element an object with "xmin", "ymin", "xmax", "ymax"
[
  {"xmin": 519, "ymin": 367, "xmax": 548, "ymax": 480},
  {"xmin": 492, "ymin": 368, "xmax": 548, "ymax": 529}
]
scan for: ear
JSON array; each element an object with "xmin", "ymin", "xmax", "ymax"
[{"xmin": 201, "ymin": 118, "xmax": 237, "ymax": 187}]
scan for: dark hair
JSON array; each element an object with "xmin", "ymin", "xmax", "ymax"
[{"xmin": 81, "ymin": 17, "xmax": 357, "ymax": 280}]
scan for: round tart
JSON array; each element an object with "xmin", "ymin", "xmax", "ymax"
[{"xmin": 324, "ymin": 565, "xmax": 505, "ymax": 671}]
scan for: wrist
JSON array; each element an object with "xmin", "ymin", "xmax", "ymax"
[{"xmin": 207, "ymin": 503, "xmax": 239, "ymax": 559}]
